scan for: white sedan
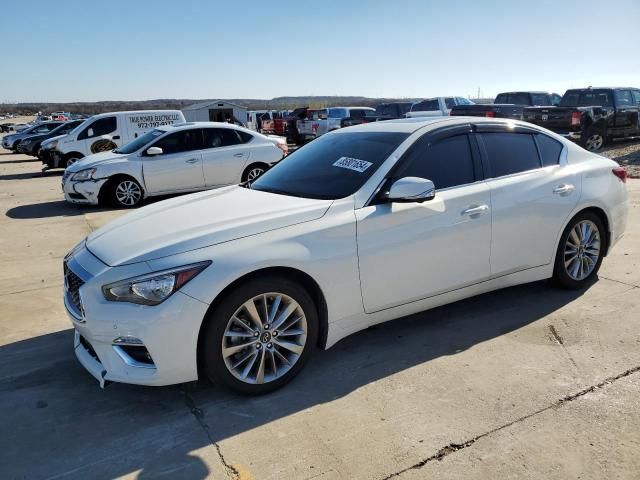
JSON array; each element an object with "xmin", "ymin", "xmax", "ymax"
[
  {"xmin": 63, "ymin": 117, "xmax": 628, "ymax": 393},
  {"xmin": 62, "ymin": 122, "xmax": 288, "ymax": 207}
]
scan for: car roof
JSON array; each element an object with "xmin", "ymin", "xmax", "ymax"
[
  {"xmin": 157, "ymin": 121, "xmax": 248, "ymax": 132},
  {"xmin": 332, "ymin": 116, "xmax": 544, "ymax": 134}
]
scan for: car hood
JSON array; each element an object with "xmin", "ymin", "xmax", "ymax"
[
  {"xmin": 67, "ymin": 151, "xmax": 128, "ymax": 172},
  {"xmin": 41, "ymin": 134, "xmax": 66, "ymax": 147},
  {"xmin": 86, "ymin": 186, "xmax": 333, "ymax": 266}
]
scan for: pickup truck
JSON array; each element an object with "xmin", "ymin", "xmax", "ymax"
[
  {"xmin": 406, "ymin": 97, "xmax": 474, "ymax": 118},
  {"xmin": 296, "ymin": 107, "xmax": 376, "ymax": 142},
  {"xmin": 450, "ymin": 91, "xmax": 561, "ymax": 119},
  {"xmin": 375, "ymin": 102, "xmax": 414, "ymax": 120},
  {"xmin": 523, "ymin": 87, "xmax": 640, "ymax": 151}
]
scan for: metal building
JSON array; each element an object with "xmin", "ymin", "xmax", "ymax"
[{"xmin": 182, "ymin": 100, "xmax": 248, "ymax": 125}]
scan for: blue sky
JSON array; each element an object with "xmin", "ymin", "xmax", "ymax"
[{"xmin": 3, "ymin": 0, "xmax": 639, "ymax": 102}]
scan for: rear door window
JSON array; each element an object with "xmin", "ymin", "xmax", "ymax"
[
  {"xmin": 395, "ymin": 134, "xmax": 476, "ymax": 189},
  {"xmin": 444, "ymin": 98, "xmax": 456, "ymax": 109},
  {"xmin": 479, "ymin": 132, "xmax": 541, "ymax": 177},
  {"xmin": 202, "ymin": 128, "xmax": 250, "ymax": 148},
  {"xmin": 632, "ymin": 90, "xmax": 640, "ymax": 106},
  {"xmin": 614, "ymin": 90, "xmax": 634, "ymax": 107},
  {"xmin": 534, "ymin": 133, "xmax": 563, "ymax": 166}
]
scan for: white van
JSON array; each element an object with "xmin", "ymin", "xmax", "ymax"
[{"xmin": 52, "ymin": 110, "xmax": 185, "ymax": 168}]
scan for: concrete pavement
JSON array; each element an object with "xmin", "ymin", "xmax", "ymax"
[{"xmin": 0, "ymin": 143, "xmax": 638, "ymax": 479}]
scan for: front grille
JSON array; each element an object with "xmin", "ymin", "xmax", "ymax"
[{"xmin": 64, "ymin": 262, "xmax": 85, "ymax": 315}]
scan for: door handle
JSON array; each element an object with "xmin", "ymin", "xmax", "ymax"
[
  {"xmin": 553, "ymin": 184, "xmax": 575, "ymax": 195},
  {"xmin": 185, "ymin": 158, "xmax": 199, "ymax": 164},
  {"xmin": 233, "ymin": 153, "xmax": 245, "ymax": 158},
  {"xmin": 112, "ymin": 135, "xmax": 120, "ymax": 140},
  {"xmin": 462, "ymin": 205, "xmax": 489, "ymax": 217}
]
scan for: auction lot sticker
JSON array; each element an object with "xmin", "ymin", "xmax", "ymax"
[{"xmin": 333, "ymin": 157, "xmax": 373, "ymax": 173}]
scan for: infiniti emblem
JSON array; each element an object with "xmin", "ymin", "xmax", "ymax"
[{"xmin": 261, "ymin": 331, "xmax": 272, "ymax": 343}]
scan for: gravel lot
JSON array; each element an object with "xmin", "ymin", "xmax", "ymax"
[
  {"xmin": 601, "ymin": 139, "xmax": 640, "ymax": 178},
  {"xmin": 0, "ymin": 134, "xmax": 639, "ymax": 480}
]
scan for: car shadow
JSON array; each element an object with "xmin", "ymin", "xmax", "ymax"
[
  {"xmin": 0, "ymin": 278, "xmax": 595, "ymax": 479},
  {"xmin": 0, "ymin": 170, "xmax": 63, "ymax": 181},
  {"xmin": 5, "ymin": 193, "xmax": 183, "ymax": 220},
  {"xmin": 5, "ymin": 200, "xmax": 112, "ymax": 219},
  {"xmin": 0, "ymin": 158, "xmax": 41, "ymax": 165}
]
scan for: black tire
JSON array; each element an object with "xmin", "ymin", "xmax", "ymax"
[
  {"xmin": 65, "ymin": 154, "xmax": 83, "ymax": 168},
  {"xmin": 241, "ymin": 163, "xmax": 267, "ymax": 183},
  {"xmin": 103, "ymin": 176, "xmax": 144, "ymax": 208},
  {"xmin": 581, "ymin": 127, "xmax": 606, "ymax": 152},
  {"xmin": 201, "ymin": 275, "xmax": 319, "ymax": 395},
  {"xmin": 552, "ymin": 211, "xmax": 606, "ymax": 289}
]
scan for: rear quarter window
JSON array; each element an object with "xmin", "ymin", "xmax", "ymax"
[{"xmin": 534, "ymin": 134, "xmax": 563, "ymax": 166}]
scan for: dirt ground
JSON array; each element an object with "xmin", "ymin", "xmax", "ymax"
[
  {"xmin": 0, "ymin": 135, "xmax": 639, "ymax": 480},
  {"xmin": 601, "ymin": 140, "xmax": 640, "ymax": 178}
]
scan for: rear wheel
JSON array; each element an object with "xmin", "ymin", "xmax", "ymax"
[
  {"xmin": 552, "ymin": 212, "xmax": 605, "ymax": 289},
  {"xmin": 581, "ymin": 128, "xmax": 606, "ymax": 152},
  {"xmin": 201, "ymin": 276, "xmax": 318, "ymax": 395},
  {"xmin": 241, "ymin": 163, "xmax": 267, "ymax": 183}
]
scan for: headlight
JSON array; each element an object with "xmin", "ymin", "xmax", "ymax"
[
  {"xmin": 102, "ymin": 261, "xmax": 211, "ymax": 305},
  {"xmin": 45, "ymin": 140, "xmax": 58, "ymax": 150},
  {"xmin": 70, "ymin": 168, "xmax": 97, "ymax": 181}
]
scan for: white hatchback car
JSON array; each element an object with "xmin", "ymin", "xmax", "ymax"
[
  {"xmin": 63, "ymin": 117, "xmax": 628, "ymax": 394},
  {"xmin": 62, "ymin": 122, "xmax": 287, "ymax": 207}
]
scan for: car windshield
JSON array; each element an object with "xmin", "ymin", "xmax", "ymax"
[
  {"xmin": 251, "ymin": 131, "xmax": 409, "ymax": 200},
  {"xmin": 114, "ymin": 129, "xmax": 164, "ymax": 154},
  {"xmin": 559, "ymin": 90, "xmax": 613, "ymax": 107},
  {"xmin": 51, "ymin": 121, "xmax": 80, "ymax": 135}
]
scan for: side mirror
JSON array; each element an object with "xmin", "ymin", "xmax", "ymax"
[
  {"xmin": 146, "ymin": 146, "xmax": 163, "ymax": 156},
  {"xmin": 387, "ymin": 177, "xmax": 435, "ymax": 203},
  {"xmin": 87, "ymin": 128, "xmax": 94, "ymax": 137}
]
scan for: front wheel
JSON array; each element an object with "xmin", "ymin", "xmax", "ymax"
[
  {"xmin": 201, "ymin": 276, "xmax": 318, "ymax": 395},
  {"xmin": 105, "ymin": 177, "xmax": 144, "ymax": 208},
  {"xmin": 66, "ymin": 156, "xmax": 82, "ymax": 168},
  {"xmin": 552, "ymin": 212, "xmax": 605, "ymax": 289}
]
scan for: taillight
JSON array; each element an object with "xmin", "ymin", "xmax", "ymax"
[
  {"xmin": 485, "ymin": 111, "xmax": 495, "ymax": 118},
  {"xmin": 276, "ymin": 142, "xmax": 288, "ymax": 156},
  {"xmin": 570, "ymin": 111, "xmax": 581, "ymax": 127},
  {"xmin": 612, "ymin": 166, "xmax": 627, "ymax": 183}
]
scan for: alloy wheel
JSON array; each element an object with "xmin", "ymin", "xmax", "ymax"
[
  {"xmin": 564, "ymin": 220, "xmax": 601, "ymax": 281},
  {"xmin": 585, "ymin": 134, "xmax": 604, "ymax": 151},
  {"xmin": 247, "ymin": 167, "xmax": 264, "ymax": 181},
  {"xmin": 222, "ymin": 292, "xmax": 308, "ymax": 385},
  {"xmin": 115, "ymin": 180, "xmax": 142, "ymax": 206}
]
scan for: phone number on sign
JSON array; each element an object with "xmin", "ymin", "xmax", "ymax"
[{"xmin": 135, "ymin": 121, "xmax": 177, "ymax": 129}]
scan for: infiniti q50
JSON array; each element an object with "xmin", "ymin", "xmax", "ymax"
[{"xmin": 63, "ymin": 117, "xmax": 628, "ymax": 394}]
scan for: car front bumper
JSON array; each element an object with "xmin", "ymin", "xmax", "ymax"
[
  {"xmin": 65, "ymin": 245, "xmax": 209, "ymax": 387},
  {"xmin": 62, "ymin": 174, "xmax": 107, "ymax": 205}
]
